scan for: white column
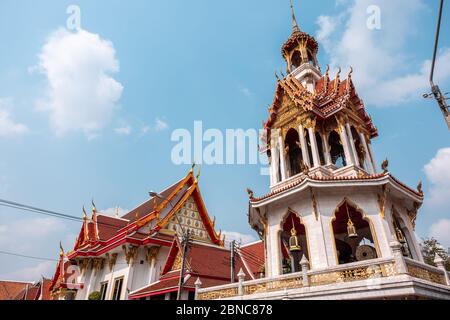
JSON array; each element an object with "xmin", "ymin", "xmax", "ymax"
[
  {"xmin": 339, "ymin": 125, "xmax": 353, "ymax": 166},
  {"xmin": 359, "ymin": 133, "xmax": 374, "ymax": 174},
  {"xmin": 124, "ymin": 261, "xmax": 135, "ymax": 300},
  {"xmin": 298, "ymin": 124, "xmax": 311, "ymax": 167},
  {"xmin": 367, "ymin": 140, "xmax": 377, "ymax": 173},
  {"xmin": 345, "ymin": 123, "xmax": 359, "ymax": 167},
  {"xmin": 322, "ymin": 132, "xmax": 332, "ymax": 165},
  {"xmin": 278, "ymin": 133, "xmax": 287, "ymax": 181},
  {"xmin": 269, "ymin": 145, "xmax": 276, "ymax": 185},
  {"xmin": 308, "ymin": 127, "xmax": 320, "ymax": 167},
  {"xmin": 84, "ymin": 264, "xmax": 95, "ymax": 300},
  {"xmin": 148, "ymin": 257, "xmax": 156, "ymax": 284},
  {"xmin": 268, "ymin": 225, "xmax": 282, "ymax": 277}
]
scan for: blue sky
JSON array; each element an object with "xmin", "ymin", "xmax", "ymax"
[{"xmin": 0, "ymin": 0, "xmax": 449, "ymax": 281}]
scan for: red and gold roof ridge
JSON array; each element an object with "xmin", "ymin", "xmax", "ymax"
[
  {"xmin": 264, "ymin": 69, "xmax": 378, "ymax": 138},
  {"xmin": 249, "ymin": 171, "xmax": 424, "ymax": 203},
  {"xmin": 68, "ymin": 168, "xmax": 222, "ymax": 259}
]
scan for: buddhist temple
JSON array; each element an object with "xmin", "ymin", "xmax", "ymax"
[
  {"xmin": 48, "ymin": 168, "xmax": 264, "ymax": 300},
  {"xmin": 196, "ymin": 1, "xmax": 450, "ymax": 300}
]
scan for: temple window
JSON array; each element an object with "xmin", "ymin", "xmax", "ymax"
[
  {"xmin": 351, "ymin": 126, "xmax": 366, "ymax": 170},
  {"xmin": 285, "ymin": 128, "xmax": 303, "ymax": 177},
  {"xmin": 315, "ymin": 132, "xmax": 326, "ymax": 165},
  {"xmin": 328, "ymin": 131, "xmax": 347, "ymax": 168},
  {"xmin": 392, "ymin": 210, "xmax": 415, "ymax": 259},
  {"xmin": 332, "ymin": 201, "xmax": 378, "ymax": 265},
  {"xmin": 280, "ymin": 212, "xmax": 309, "ymax": 274},
  {"xmin": 111, "ymin": 277, "xmax": 124, "ymax": 300}
]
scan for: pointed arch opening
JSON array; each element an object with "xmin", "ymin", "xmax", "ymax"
[
  {"xmin": 291, "ymin": 50, "xmax": 302, "ymax": 70},
  {"xmin": 315, "ymin": 132, "xmax": 326, "ymax": 165},
  {"xmin": 280, "ymin": 211, "xmax": 309, "ymax": 274},
  {"xmin": 328, "ymin": 131, "xmax": 346, "ymax": 168},
  {"xmin": 285, "ymin": 128, "xmax": 303, "ymax": 177},
  {"xmin": 392, "ymin": 208, "xmax": 416, "ymax": 259},
  {"xmin": 350, "ymin": 126, "xmax": 366, "ymax": 170},
  {"xmin": 332, "ymin": 200, "xmax": 378, "ymax": 265}
]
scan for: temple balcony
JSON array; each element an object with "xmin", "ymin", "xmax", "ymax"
[{"xmin": 196, "ymin": 256, "xmax": 450, "ymax": 300}]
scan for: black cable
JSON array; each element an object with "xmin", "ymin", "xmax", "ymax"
[{"xmin": 0, "ymin": 250, "xmax": 58, "ymax": 262}]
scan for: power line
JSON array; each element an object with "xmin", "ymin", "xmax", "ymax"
[
  {"xmin": 0, "ymin": 250, "xmax": 58, "ymax": 262},
  {"xmin": 0, "ymin": 198, "xmax": 136, "ymax": 230}
]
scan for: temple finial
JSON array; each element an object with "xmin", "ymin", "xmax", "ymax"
[
  {"xmin": 290, "ymin": 0, "xmax": 300, "ymax": 32},
  {"xmin": 59, "ymin": 241, "xmax": 64, "ymax": 257}
]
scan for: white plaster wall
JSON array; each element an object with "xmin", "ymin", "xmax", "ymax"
[{"xmin": 263, "ymin": 185, "xmax": 402, "ymax": 274}]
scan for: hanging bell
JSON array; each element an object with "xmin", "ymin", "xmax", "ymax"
[
  {"xmin": 289, "ymin": 227, "xmax": 302, "ymax": 252},
  {"xmin": 347, "ymin": 219, "xmax": 358, "ymax": 239}
]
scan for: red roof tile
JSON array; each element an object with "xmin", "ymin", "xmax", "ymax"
[{"xmin": 0, "ymin": 281, "xmax": 33, "ymax": 300}]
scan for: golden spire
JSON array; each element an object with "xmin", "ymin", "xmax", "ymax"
[
  {"xmin": 290, "ymin": 0, "xmax": 300, "ymax": 33},
  {"xmin": 91, "ymin": 199, "xmax": 97, "ymax": 213},
  {"xmin": 82, "ymin": 206, "xmax": 87, "ymax": 220},
  {"xmin": 195, "ymin": 165, "xmax": 201, "ymax": 184},
  {"xmin": 59, "ymin": 241, "xmax": 64, "ymax": 257}
]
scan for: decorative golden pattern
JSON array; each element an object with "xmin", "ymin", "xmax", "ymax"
[
  {"xmin": 377, "ymin": 185, "xmax": 388, "ymax": 219},
  {"xmin": 406, "ymin": 262, "xmax": 446, "ymax": 285},
  {"xmin": 245, "ymin": 276, "xmax": 303, "ymax": 295},
  {"xmin": 197, "ymin": 287, "xmax": 238, "ymax": 300},
  {"xmin": 171, "ymin": 252, "xmax": 183, "ymax": 271},
  {"xmin": 165, "ymin": 197, "xmax": 209, "ymax": 242},
  {"xmin": 310, "ymin": 262, "xmax": 397, "ymax": 286},
  {"xmin": 146, "ymin": 246, "xmax": 160, "ymax": 264}
]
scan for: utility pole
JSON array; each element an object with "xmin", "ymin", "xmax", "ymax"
[
  {"xmin": 230, "ymin": 240, "xmax": 236, "ymax": 283},
  {"xmin": 177, "ymin": 229, "xmax": 192, "ymax": 300},
  {"xmin": 426, "ymin": 0, "xmax": 450, "ymax": 129}
]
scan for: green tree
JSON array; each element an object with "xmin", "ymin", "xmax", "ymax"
[
  {"xmin": 88, "ymin": 291, "xmax": 102, "ymax": 300},
  {"xmin": 420, "ymin": 238, "xmax": 450, "ymax": 271}
]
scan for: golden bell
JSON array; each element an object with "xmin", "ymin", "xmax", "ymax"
[
  {"xmin": 289, "ymin": 227, "xmax": 301, "ymax": 252},
  {"xmin": 347, "ymin": 219, "xmax": 358, "ymax": 239}
]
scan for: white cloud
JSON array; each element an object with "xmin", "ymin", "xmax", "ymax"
[
  {"xmin": 99, "ymin": 207, "xmax": 129, "ymax": 217},
  {"xmin": 315, "ymin": 0, "xmax": 450, "ymax": 107},
  {"xmin": 154, "ymin": 117, "xmax": 169, "ymax": 132},
  {"xmin": 0, "ymin": 217, "xmax": 66, "ymax": 253},
  {"xmin": 114, "ymin": 125, "xmax": 132, "ymax": 136},
  {"xmin": 429, "ymin": 219, "xmax": 450, "ymax": 248},
  {"xmin": 0, "ymin": 261, "xmax": 55, "ymax": 282},
  {"xmin": 0, "ymin": 98, "xmax": 28, "ymax": 137},
  {"xmin": 222, "ymin": 231, "xmax": 257, "ymax": 245},
  {"xmin": 316, "ymin": 15, "xmax": 337, "ymax": 45},
  {"xmin": 36, "ymin": 28, "xmax": 123, "ymax": 138},
  {"xmin": 424, "ymin": 147, "xmax": 450, "ymax": 210},
  {"xmin": 239, "ymin": 86, "xmax": 252, "ymax": 97}
]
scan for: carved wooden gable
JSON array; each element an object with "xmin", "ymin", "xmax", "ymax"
[{"xmin": 162, "ymin": 196, "xmax": 211, "ymax": 243}]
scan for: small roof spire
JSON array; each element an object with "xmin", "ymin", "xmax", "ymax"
[
  {"xmin": 290, "ymin": 0, "xmax": 300, "ymax": 33},
  {"xmin": 59, "ymin": 241, "xmax": 64, "ymax": 257}
]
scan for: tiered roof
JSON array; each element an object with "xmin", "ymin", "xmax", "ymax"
[
  {"xmin": 265, "ymin": 70, "xmax": 378, "ymax": 138},
  {"xmin": 68, "ymin": 170, "xmax": 222, "ymax": 259}
]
